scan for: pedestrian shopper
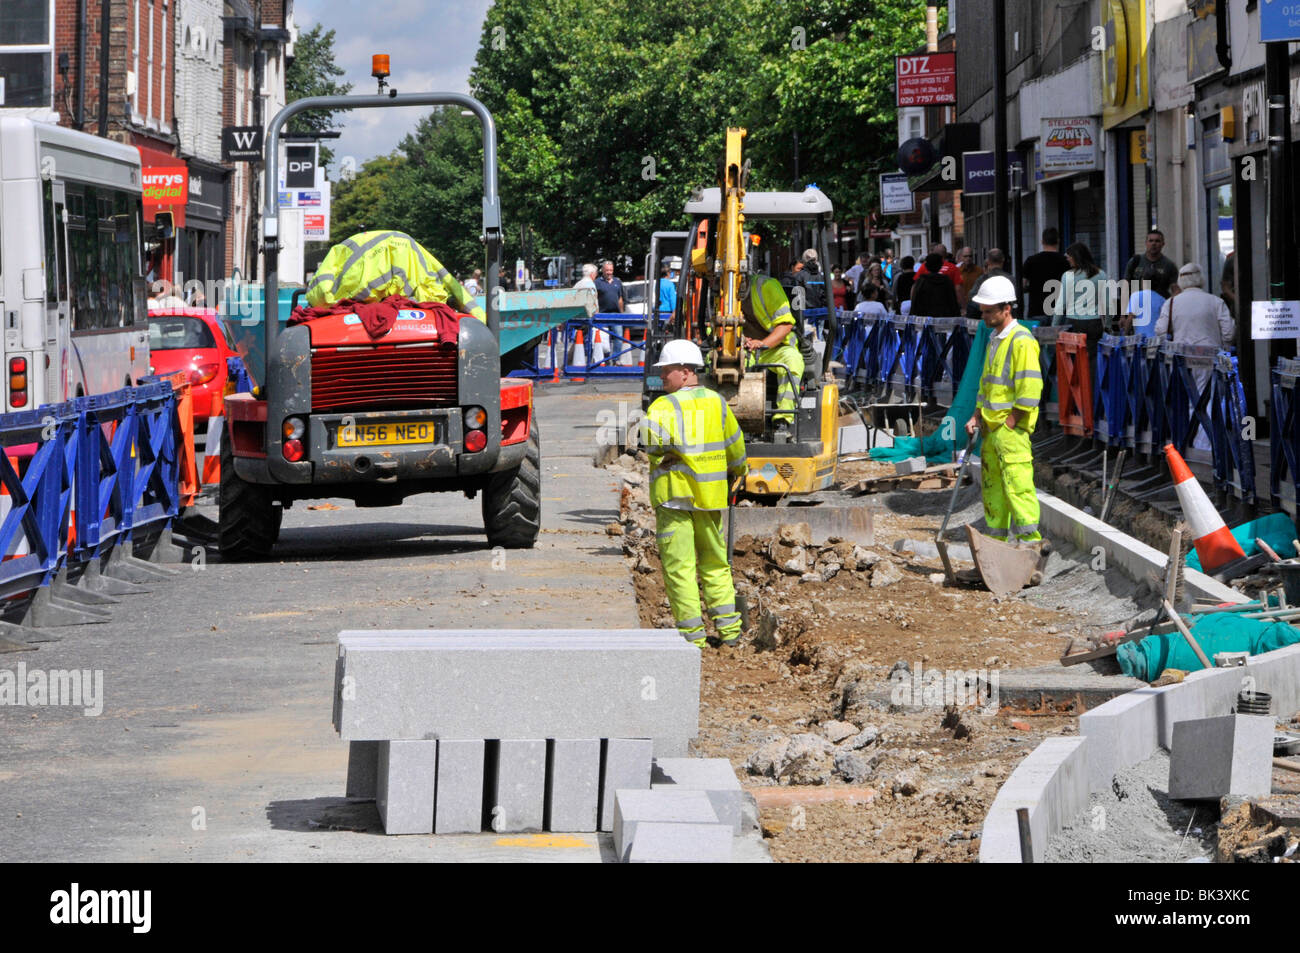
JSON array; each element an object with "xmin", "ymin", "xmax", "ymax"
[
  {"xmin": 1220, "ymin": 251, "xmax": 1238, "ymax": 324},
  {"xmin": 641, "ymin": 339, "xmax": 748, "ymax": 648},
  {"xmin": 965, "ymin": 275, "xmax": 1043, "ymax": 543},
  {"xmin": 1022, "ymin": 228, "xmax": 1071, "ymax": 321},
  {"xmin": 910, "ymin": 253, "xmax": 962, "ymax": 317},
  {"xmin": 957, "ymin": 246, "xmax": 984, "ymax": 303},
  {"xmin": 1124, "ymin": 229, "xmax": 1180, "ymax": 299},
  {"xmin": 1121, "ymin": 288, "xmax": 1165, "ymax": 337},
  {"xmin": 463, "ymin": 269, "xmax": 483, "ymax": 296},
  {"xmin": 1051, "ymin": 242, "xmax": 1109, "ymax": 329},
  {"xmin": 863, "ymin": 261, "xmax": 893, "ymax": 311},
  {"xmin": 831, "ymin": 266, "xmax": 848, "ymax": 313},
  {"xmin": 966, "ymin": 248, "xmax": 1013, "ymax": 320},
  {"xmin": 595, "ymin": 260, "xmax": 624, "ymax": 312},
  {"xmin": 852, "ymin": 283, "xmax": 889, "ymax": 319},
  {"xmin": 882, "ymin": 248, "xmax": 895, "ymax": 283},
  {"xmin": 892, "ymin": 255, "xmax": 916, "ymax": 304},
  {"xmin": 1154, "ymin": 263, "xmax": 1234, "ymax": 349},
  {"xmin": 801, "ymin": 249, "xmax": 827, "ymax": 310},
  {"xmin": 780, "ymin": 259, "xmax": 809, "ymax": 311},
  {"xmin": 574, "ymin": 263, "xmax": 597, "ymax": 291},
  {"xmin": 844, "ymin": 252, "xmax": 870, "ymax": 301},
  {"xmin": 1155, "ymin": 262, "xmax": 1235, "ymax": 450}
]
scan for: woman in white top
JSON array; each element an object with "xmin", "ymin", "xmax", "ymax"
[
  {"xmin": 852, "ymin": 283, "xmax": 889, "ymax": 319},
  {"xmin": 1051, "ymin": 242, "xmax": 1109, "ymax": 329}
]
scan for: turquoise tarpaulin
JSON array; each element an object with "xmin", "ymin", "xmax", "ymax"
[
  {"xmin": 1185, "ymin": 511, "xmax": 1298, "ymax": 571},
  {"xmin": 868, "ymin": 319, "xmax": 997, "ymax": 465},
  {"xmin": 1116, "ymin": 611, "xmax": 1300, "ymax": 681}
]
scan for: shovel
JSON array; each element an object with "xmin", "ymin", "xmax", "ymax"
[{"xmin": 936, "ymin": 431, "xmax": 977, "ymax": 583}]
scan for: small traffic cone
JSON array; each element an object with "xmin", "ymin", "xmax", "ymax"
[
  {"xmin": 0, "ymin": 451, "xmax": 30, "ymax": 560},
  {"xmin": 569, "ymin": 328, "xmax": 585, "ymax": 383},
  {"xmin": 1164, "ymin": 443, "xmax": 1244, "ymax": 573}
]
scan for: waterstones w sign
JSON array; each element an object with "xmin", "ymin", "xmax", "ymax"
[{"xmin": 222, "ymin": 125, "xmax": 263, "ymax": 162}]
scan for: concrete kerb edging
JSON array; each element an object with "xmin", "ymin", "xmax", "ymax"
[
  {"xmin": 1034, "ymin": 486, "xmax": 1246, "ymax": 605},
  {"xmin": 965, "ymin": 459, "xmax": 1245, "ymax": 605},
  {"xmin": 979, "ymin": 642, "xmax": 1300, "ymax": 862}
]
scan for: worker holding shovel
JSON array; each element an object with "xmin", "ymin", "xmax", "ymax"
[
  {"xmin": 965, "ymin": 275, "xmax": 1044, "ymax": 543},
  {"xmin": 641, "ymin": 340, "xmax": 749, "ymax": 648}
]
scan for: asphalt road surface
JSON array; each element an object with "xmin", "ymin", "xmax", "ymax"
[{"xmin": 0, "ymin": 383, "xmax": 645, "ymax": 862}]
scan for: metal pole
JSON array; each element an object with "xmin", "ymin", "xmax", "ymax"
[
  {"xmin": 1266, "ymin": 42, "xmax": 1296, "ymax": 363},
  {"xmin": 261, "ymin": 91, "xmax": 503, "ymax": 380},
  {"xmin": 993, "ymin": 0, "xmax": 1010, "ymax": 257}
]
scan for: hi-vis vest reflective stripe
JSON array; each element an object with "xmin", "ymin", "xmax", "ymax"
[
  {"xmin": 977, "ymin": 323, "xmax": 1043, "ymax": 430},
  {"xmin": 642, "ymin": 386, "xmax": 748, "ymax": 510},
  {"xmin": 745, "ymin": 275, "xmax": 794, "ymax": 332},
  {"xmin": 305, "ymin": 230, "xmax": 486, "ymax": 322}
]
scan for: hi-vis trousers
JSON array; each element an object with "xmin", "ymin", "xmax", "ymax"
[
  {"xmin": 655, "ymin": 507, "xmax": 743, "ymax": 646},
  {"xmin": 980, "ymin": 424, "xmax": 1041, "ymax": 542}
]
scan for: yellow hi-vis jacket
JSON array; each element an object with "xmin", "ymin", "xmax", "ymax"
[
  {"xmin": 743, "ymin": 274, "xmax": 794, "ymax": 336},
  {"xmin": 977, "ymin": 321, "xmax": 1043, "ymax": 432},
  {"xmin": 642, "ymin": 385, "xmax": 748, "ymax": 510},
  {"xmin": 305, "ymin": 230, "xmax": 486, "ymax": 322}
]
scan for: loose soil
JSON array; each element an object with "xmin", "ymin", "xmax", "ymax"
[{"xmin": 613, "ymin": 453, "xmax": 1110, "ymax": 862}]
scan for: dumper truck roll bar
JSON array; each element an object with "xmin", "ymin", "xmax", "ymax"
[{"xmin": 260, "ymin": 91, "xmax": 504, "ymax": 378}]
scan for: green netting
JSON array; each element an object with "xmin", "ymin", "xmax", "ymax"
[
  {"xmin": 1116, "ymin": 612, "xmax": 1300, "ymax": 681},
  {"xmin": 868, "ymin": 320, "xmax": 994, "ymax": 465}
]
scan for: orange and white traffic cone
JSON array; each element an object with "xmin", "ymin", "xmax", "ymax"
[
  {"xmin": 569, "ymin": 328, "xmax": 585, "ymax": 383},
  {"xmin": 201, "ymin": 393, "xmax": 223, "ymax": 486},
  {"xmin": 1164, "ymin": 443, "xmax": 1244, "ymax": 573},
  {"xmin": 0, "ymin": 451, "xmax": 30, "ymax": 561}
]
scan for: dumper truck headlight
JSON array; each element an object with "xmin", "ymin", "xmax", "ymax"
[
  {"xmin": 282, "ymin": 416, "xmax": 305, "ymax": 440},
  {"xmin": 464, "ymin": 406, "xmax": 486, "ymax": 430}
]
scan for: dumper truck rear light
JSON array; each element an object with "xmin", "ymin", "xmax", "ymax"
[
  {"xmin": 282, "ymin": 438, "xmax": 305, "ymax": 462},
  {"xmin": 464, "ymin": 429, "xmax": 487, "ymax": 453},
  {"xmin": 463, "ymin": 406, "xmax": 486, "ymax": 430},
  {"xmin": 282, "ymin": 416, "xmax": 306, "ymax": 440}
]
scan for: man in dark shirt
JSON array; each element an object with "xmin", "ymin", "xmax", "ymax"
[
  {"xmin": 1021, "ymin": 228, "xmax": 1070, "ymax": 320},
  {"xmin": 910, "ymin": 253, "xmax": 962, "ymax": 317},
  {"xmin": 595, "ymin": 260, "xmax": 624, "ymax": 313},
  {"xmin": 1123, "ymin": 229, "xmax": 1179, "ymax": 299}
]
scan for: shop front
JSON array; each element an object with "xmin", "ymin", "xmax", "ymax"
[{"xmin": 135, "ymin": 143, "xmax": 188, "ymax": 296}]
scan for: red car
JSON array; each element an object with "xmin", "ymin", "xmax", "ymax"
[{"xmin": 147, "ymin": 306, "xmax": 238, "ymax": 428}]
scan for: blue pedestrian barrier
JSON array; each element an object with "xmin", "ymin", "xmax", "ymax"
[
  {"xmin": 0, "ymin": 382, "xmax": 183, "ymax": 629},
  {"xmin": 1270, "ymin": 358, "xmax": 1300, "ymax": 510},
  {"xmin": 1213, "ymin": 351, "xmax": 1256, "ymax": 505}
]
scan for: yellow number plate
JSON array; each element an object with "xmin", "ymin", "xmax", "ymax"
[{"xmin": 336, "ymin": 420, "xmax": 438, "ymax": 448}]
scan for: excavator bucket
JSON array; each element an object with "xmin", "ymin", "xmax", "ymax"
[{"xmin": 964, "ymin": 524, "xmax": 1044, "ymax": 599}]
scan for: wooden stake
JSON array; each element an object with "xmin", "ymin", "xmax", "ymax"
[{"xmin": 1164, "ymin": 599, "xmax": 1213, "ymax": 670}]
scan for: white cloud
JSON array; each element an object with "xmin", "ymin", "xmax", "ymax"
[{"xmin": 292, "ymin": 0, "xmax": 493, "ymax": 171}]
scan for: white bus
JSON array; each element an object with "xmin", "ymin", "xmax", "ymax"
[{"xmin": 0, "ymin": 116, "xmax": 150, "ymax": 411}]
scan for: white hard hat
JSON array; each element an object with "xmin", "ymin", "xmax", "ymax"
[
  {"xmin": 971, "ymin": 274, "xmax": 1018, "ymax": 306},
  {"xmin": 654, "ymin": 339, "xmax": 705, "ymax": 368}
]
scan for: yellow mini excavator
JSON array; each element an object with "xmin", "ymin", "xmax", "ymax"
[{"xmin": 643, "ymin": 127, "xmax": 839, "ymax": 498}]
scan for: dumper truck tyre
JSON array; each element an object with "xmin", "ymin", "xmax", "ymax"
[
  {"xmin": 218, "ymin": 429, "xmax": 282, "ymax": 561},
  {"xmin": 482, "ymin": 419, "xmax": 541, "ymax": 548}
]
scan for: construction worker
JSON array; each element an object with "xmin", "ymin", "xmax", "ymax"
[
  {"xmin": 305, "ymin": 230, "xmax": 486, "ymax": 321},
  {"xmin": 965, "ymin": 275, "xmax": 1043, "ymax": 543},
  {"xmin": 641, "ymin": 339, "xmax": 748, "ymax": 648},
  {"xmin": 739, "ymin": 273, "xmax": 803, "ymax": 429}
]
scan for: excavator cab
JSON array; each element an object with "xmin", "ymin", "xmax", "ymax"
[{"xmin": 643, "ymin": 185, "xmax": 840, "ymax": 497}]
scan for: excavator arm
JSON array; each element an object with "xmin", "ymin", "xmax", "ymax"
[{"xmin": 711, "ymin": 127, "xmax": 749, "ymax": 386}]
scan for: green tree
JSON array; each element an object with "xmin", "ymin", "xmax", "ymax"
[
  {"xmin": 468, "ymin": 0, "xmax": 935, "ymax": 265},
  {"xmin": 328, "ymin": 153, "xmax": 404, "ymax": 243},
  {"xmin": 284, "ymin": 24, "xmax": 353, "ymax": 170}
]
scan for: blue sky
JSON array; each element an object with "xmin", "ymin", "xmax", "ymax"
[{"xmin": 293, "ymin": 0, "xmax": 494, "ymax": 172}]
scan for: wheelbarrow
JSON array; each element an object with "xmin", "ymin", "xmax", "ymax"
[{"xmin": 935, "ymin": 431, "xmax": 1049, "ymax": 598}]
